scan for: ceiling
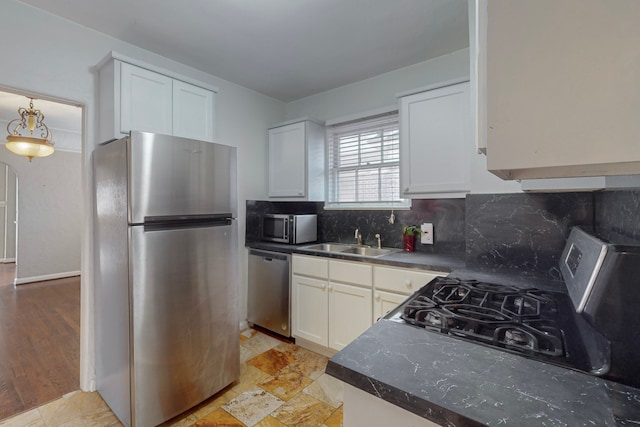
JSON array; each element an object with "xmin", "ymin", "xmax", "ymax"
[
  {"xmin": 18, "ymin": 0, "xmax": 469, "ymax": 102},
  {"xmin": 0, "ymin": 92, "xmax": 81, "ymax": 133}
]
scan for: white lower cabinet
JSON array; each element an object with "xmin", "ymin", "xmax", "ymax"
[
  {"xmin": 327, "ymin": 260, "xmax": 371, "ymax": 353},
  {"xmin": 343, "ymin": 383, "xmax": 440, "ymax": 427},
  {"xmin": 292, "ymin": 255, "xmax": 372, "ymax": 352},
  {"xmin": 292, "ymin": 255, "xmax": 329, "ymax": 347},
  {"xmin": 373, "ymin": 290, "xmax": 408, "ymax": 322},
  {"xmin": 292, "ymin": 274, "xmax": 328, "ymax": 346},
  {"xmin": 372, "ymin": 265, "xmax": 446, "ymax": 321},
  {"xmin": 292, "ymin": 254, "xmax": 445, "ymax": 354},
  {"xmin": 329, "ymin": 283, "xmax": 372, "ymax": 351}
]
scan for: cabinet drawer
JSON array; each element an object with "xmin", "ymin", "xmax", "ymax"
[
  {"xmin": 292, "ymin": 255, "xmax": 329, "ymax": 279},
  {"xmin": 329, "ymin": 260, "xmax": 372, "ymax": 287},
  {"xmin": 373, "ymin": 266, "xmax": 445, "ymax": 294}
]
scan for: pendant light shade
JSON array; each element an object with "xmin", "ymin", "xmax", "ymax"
[{"xmin": 5, "ymin": 98, "xmax": 55, "ymax": 162}]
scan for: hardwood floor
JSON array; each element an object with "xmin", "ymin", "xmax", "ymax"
[{"xmin": 0, "ymin": 263, "xmax": 80, "ymax": 421}]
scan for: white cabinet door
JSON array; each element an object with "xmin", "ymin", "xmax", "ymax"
[
  {"xmin": 292, "ymin": 274, "xmax": 328, "ymax": 347},
  {"xmin": 268, "ymin": 122, "xmax": 307, "ymax": 197},
  {"xmin": 399, "ymin": 82, "xmax": 471, "ymax": 197},
  {"xmin": 120, "ymin": 62, "xmax": 173, "ymax": 136},
  {"xmin": 373, "ymin": 290, "xmax": 408, "ymax": 323},
  {"xmin": 328, "ymin": 282, "xmax": 372, "ymax": 351},
  {"xmin": 173, "ymin": 80, "xmax": 215, "ymax": 142},
  {"xmin": 480, "ymin": 0, "xmax": 640, "ymax": 180}
]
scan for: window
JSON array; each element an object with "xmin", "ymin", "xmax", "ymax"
[{"xmin": 326, "ymin": 112, "xmax": 408, "ymax": 209}]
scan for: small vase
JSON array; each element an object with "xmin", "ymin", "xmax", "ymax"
[{"xmin": 403, "ymin": 234, "xmax": 415, "ymax": 252}]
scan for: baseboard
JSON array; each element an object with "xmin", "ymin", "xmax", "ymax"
[
  {"xmin": 1, "ymin": 258, "xmax": 15, "ymax": 263},
  {"xmin": 14, "ymin": 270, "xmax": 81, "ymax": 286},
  {"xmin": 239, "ymin": 320, "xmax": 249, "ymax": 332},
  {"xmin": 294, "ymin": 337, "xmax": 338, "ymax": 358}
]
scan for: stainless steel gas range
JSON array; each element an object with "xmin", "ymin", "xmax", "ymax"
[{"xmin": 387, "ymin": 226, "xmax": 640, "ymax": 389}]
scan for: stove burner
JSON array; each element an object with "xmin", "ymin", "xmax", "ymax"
[
  {"xmin": 504, "ymin": 329, "xmax": 531, "ymax": 346},
  {"xmin": 399, "ymin": 277, "xmax": 569, "ymax": 361},
  {"xmin": 502, "ymin": 294, "xmax": 540, "ymax": 317},
  {"xmin": 425, "ymin": 311, "xmax": 443, "ymax": 326}
]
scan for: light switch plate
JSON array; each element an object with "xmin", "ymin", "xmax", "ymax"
[{"xmin": 421, "ymin": 223, "xmax": 433, "ymax": 244}]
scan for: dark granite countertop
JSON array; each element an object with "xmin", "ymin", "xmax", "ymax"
[
  {"xmin": 249, "ymin": 241, "xmax": 640, "ymax": 425},
  {"xmin": 245, "ymin": 241, "xmax": 466, "ymax": 272},
  {"xmin": 326, "ymin": 320, "xmax": 640, "ymax": 426}
]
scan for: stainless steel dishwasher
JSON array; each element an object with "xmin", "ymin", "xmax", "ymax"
[{"xmin": 248, "ymin": 249, "xmax": 291, "ymax": 337}]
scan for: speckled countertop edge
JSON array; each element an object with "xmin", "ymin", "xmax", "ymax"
[{"xmin": 326, "ymin": 320, "xmax": 640, "ymax": 426}]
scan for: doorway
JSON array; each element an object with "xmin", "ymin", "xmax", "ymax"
[
  {"xmin": 0, "ymin": 90, "xmax": 83, "ymax": 285},
  {"xmin": 0, "ymin": 89, "xmax": 83, "ymax": 420},
  {"xmin": 0, "ymin": 164, "xmax": 17, "ymax": 267}
]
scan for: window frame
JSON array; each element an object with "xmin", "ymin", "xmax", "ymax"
[{"xmin": 324, "ymin": 111, "xmax": 410, "ymax": 210}]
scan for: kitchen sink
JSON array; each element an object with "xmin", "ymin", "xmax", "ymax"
[
  {"xmin": 301, "ymin": 243, "xmax": 356, "ymax": 252},
  {"xmin": 339, "ymin": 247, "xmax": 397, "ymax": 257},
  {"xmin": 300, "ymin": 243, "xmax": 399, "ymax": 258}
]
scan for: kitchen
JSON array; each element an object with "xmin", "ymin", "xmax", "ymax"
[{"xmin": 1, "ymin": 0, "xmax": 640, "ymax": 426}]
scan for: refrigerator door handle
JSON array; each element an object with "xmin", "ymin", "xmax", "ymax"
[
  {"xmin": 140, "ymin": 214, "xmax": 233, "ymax": 230},
  {"xmin": 143, "ymin": 213, "xmax": 233, "ymax": 224}
]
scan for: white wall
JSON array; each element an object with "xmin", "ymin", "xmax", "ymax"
[
  {"xmin": 285, "ymin": 49, "xmax": 470, "ymax": 122},
  {"xmin": 0, "ymin": 117, "xmax": 83, "ymax": 282},
  {"xmin": 0, "ymin": 150, "xmax": 82, "ymax": 282},
  {"xmin": 0, "ymin": 0, "xmax": 285, "ymax": 392},
  {"xmin": 285, "ymin": 46, "xmax": 521, "ymax": 194}
]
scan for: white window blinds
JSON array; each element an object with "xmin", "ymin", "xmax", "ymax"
[{"xmin": 326, "ymin": 112, "xmax": 408, "ymax": 208}]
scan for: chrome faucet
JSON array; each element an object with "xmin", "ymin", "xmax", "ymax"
[
  {"xmin": 354, "ymin": 228, "xmax": 363, "ymax": 245},
  {"xmin": 375, "ymin": 233, "xmax": 382, "ymax": 249}
]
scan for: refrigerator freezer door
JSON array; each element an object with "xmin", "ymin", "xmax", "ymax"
[
  {"xmin": 130, "ymin": 221, "xmax": 239, "ymax": 427},
  {"xmin": 128, "ymin": 132, "xmax": 237, "ymax": 224}
]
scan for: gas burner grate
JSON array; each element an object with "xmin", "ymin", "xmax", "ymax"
[
  {"xmin": 398, "ymin": 276, "xmax": 568, "ymax": 360},
  {"xmin": 501, "ymin": 294, "xmax": 541, "ymax": 318}
]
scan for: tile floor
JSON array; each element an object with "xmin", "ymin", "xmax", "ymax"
[{"xmin": 0, "ymin": 329, "xmax": 343, "ymax": 427}]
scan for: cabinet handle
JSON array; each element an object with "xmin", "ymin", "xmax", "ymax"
[
  {"xmin": 375, "ymin": 292, "xmax": 380, "ymax": 301},
  {"xmin": 321, "ymin": 283, "xmax": 326, "ymax": 290},
  {"xmin": 328, "ymin": 284, "xmax": 333, "ymax": 291},
  {"xmin": 405, "ymin": 279, "xmax": 413, "ymax": 289}
]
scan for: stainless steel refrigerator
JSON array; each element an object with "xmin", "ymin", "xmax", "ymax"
[{"xmin": 92, "ymin": 131, "xmax": 239, "ymax": 427}]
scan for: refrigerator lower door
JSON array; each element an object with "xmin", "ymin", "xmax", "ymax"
[{"xmin": 130, "ymin": 220, "xmax": 239, "ymax": 427}]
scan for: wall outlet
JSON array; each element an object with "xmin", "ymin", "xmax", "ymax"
[{"xmin": 421, "ymin": 223, "xmax": 433, "ymax": 244}]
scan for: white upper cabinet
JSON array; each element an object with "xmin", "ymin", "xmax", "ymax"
[
  {"xmin": 97, "ymin": 52, "xmax": 217, "ymax": 143},
  {"xmin": 120, "ymin": 62, "xmax": 173, "ymax": 136},
  {"xmin": 172, "ymin": 80, "xmax": 215, "ymax": 142},
  {"xmin": 398, "ymin": 81, "xmax": 472, "ymax": 198},
  {"xmin": 475, "ymin": 0, "xmax": 640, "ymax": 180},
  {"xmin": 268, "ymin": 119, "xmax": 325, "ymax": 200}
]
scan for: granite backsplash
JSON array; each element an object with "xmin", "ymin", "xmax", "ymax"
[
  {"xmin": 247, "ymin": 189, "xmax": 640, "ymax": 283},
  {"xmin": 245, "ymin": 199, "xmax": 466, "ymax": 254},
  {"xmin": 595, "ymin": 189, "xmax": 640, "ymax": 245},
  {"xmin": 465, "ymin": 193, "xmax": 594, "ymax": 281}
]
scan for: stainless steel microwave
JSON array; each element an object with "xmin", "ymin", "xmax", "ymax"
[{"xmin": 261, "ymin": 214, "xmax": 317, "ymax": 244}]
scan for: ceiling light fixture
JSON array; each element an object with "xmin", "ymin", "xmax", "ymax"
[{"xmin": 5, "ymin": 98, "xmax": 55, "ymax": 162}]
